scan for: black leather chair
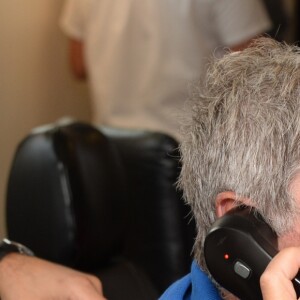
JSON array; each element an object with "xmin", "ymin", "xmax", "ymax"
[{"xmin": 6, "ymin": 121, "xmax": 195, "ymax": 299}]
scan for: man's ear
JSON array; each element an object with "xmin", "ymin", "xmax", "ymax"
[
  {"xmin": 215, "ymin": 191, "xmax": 253, "ymax": 218},
  {"xmin": 215, "ymin": 191, "xmax": 237, "ymax": 218}
]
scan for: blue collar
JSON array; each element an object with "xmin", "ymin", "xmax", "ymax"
[{"xmin": 159, "ymin": 261, "xmax": 222, "ymax": 300}]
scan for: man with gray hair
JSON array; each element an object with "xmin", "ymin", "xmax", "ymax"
[
  {"xmin": 0, "ymin": 38, "xmax": 299, "ymax": 300},
  {"xmin": 160, "ymin": 37, "xmax": 300, "ymax": 299}
]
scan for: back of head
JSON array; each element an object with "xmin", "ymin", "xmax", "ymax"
[{"xmin": 179, "ymin": 37, "xmax": 300, "ymax": 268}]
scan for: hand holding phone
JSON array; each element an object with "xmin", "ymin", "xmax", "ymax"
[
  {"xmin": 204, "ymin": 206, "xmax": 300, "ymax": 300},
  {"xmin": 261, "ymin": 247, "xmax": 300, "ymax": 300}
]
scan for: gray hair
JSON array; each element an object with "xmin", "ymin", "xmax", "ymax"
[{"xmin": 179, "ymin": 37, "xmax": 300, "ymax": 269}]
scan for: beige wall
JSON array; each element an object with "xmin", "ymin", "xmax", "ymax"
[{"xmin": 0, "ymin": 0, "xmax": 91, "ymax": 238}]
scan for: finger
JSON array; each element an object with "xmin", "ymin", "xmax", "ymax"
[
  {"xmin": 266, "ymin": 247, "xmax": 300, "ymax": 280},
  {"xmin": 74, "ymin": 282, "xmax": 107, "ymax": 300},
  {"xmin": 260, "ymin": 247, "xmax": 300, "ymax": 300},
  {"xmin": 86, "ymin": 274, "xmax": 104, "ymax": 294}
]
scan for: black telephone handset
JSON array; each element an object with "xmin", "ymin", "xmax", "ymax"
[{"xmin": 204, "ymin": 206, "xmax": 300, "ymax": 300}]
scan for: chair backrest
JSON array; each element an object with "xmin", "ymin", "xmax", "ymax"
[{"xmin": 6, "ymin": 121, "xmax": 195, "ymax": 299}]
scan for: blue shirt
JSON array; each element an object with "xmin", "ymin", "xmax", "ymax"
[{"xmin": 159, "ymin": 261, "xmax": 222, "ymax": 300}]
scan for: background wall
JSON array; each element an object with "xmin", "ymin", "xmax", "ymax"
[
  {"xmin": 285, "ymin": 0, "xmax": 297, "ymax": 41},
  {"xmin": 0, "ymin": 0, "xmax": 91, "ymax": 238}
]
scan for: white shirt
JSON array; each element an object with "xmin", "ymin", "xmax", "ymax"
[{"xmin": 60, "ymin": 0, "xmax": 271, "ymax": 140}]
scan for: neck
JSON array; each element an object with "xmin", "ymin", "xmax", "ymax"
[{"xmin": 221, "ymin": 289, "xmax": 239, "ymax": 300}]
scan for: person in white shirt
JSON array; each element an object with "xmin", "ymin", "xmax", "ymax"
[{"xmin": 60, "ymin": 0, "xmax": 271, "ymax": 140}]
